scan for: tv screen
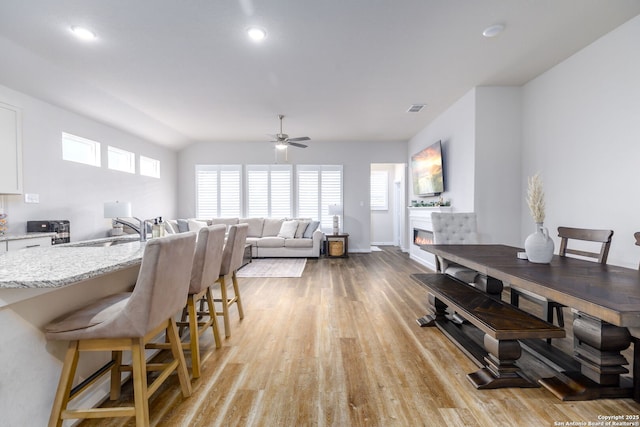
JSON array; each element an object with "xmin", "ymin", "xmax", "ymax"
[{"xmin": 411, "ymin": 141, "xmax": 444, "ymax": 196}]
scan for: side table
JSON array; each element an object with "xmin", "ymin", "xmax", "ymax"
[{"xmin": 326, "ymin": 233, "xmax": 349, "ymax": 258}]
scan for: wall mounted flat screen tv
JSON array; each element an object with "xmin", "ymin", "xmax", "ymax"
[{"xmin": 411, "ymin": 140, "xmax": 444, "ymax": 196}]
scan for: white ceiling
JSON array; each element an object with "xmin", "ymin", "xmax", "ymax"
[{"xmin": 0, "ymin": 1, "xmax": 638, "ymax": 150}]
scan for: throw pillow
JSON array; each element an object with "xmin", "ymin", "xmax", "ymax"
[
  {"xmin": 303, "ymin": 220, "xmax": 320, "ymax": 238},
  {"xmin": 295, "ymin": 220, "xmax": 310, "ymax": 238},
  {"xmin": 177, "ymin": 219, "xmax": 190, "ymax": 233},
  {"xmin": 188, "ymin": 219, "xmax": 208, "ymax": 232},
  {"xmin": 277, "ymin": 220, "xmax": 299, "ymax": 239}
]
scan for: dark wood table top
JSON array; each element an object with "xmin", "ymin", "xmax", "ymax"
[{"xmin": 421, "ymin": 244, "xmax": 640, "ymax": 327}]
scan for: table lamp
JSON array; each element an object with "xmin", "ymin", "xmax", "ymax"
[
  {"xmin": 104, "ymin": 201, "xmax": 147, "ymax": 241},
  {"xmin": 328, "ymin": 203, "xmax": 342, "ymax": 235}
]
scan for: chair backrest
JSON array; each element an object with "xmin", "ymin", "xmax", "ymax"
[
  {"xmin": 220, "ymin": 223, "xmax": 249, "ymax": 276},
  {"xmin": 431, "ymin": 212, "xmax": 478, "ymax": 244},
  {"xmin": 127, "ymin": 232, "xmax": 197, "ymax": 335},
  {"xmin": 189, "ymin": 225, "xmax": 226, "ymax": 294},
  {"xmin": 635, "ymin": 232, "xmax": 640, "ymax": 247},
  {"xmin": 557, "ymin": 226, "xmax": 613, "ymax": 264}
]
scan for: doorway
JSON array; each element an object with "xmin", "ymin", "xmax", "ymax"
[{"xmin": 370, "ymin": 163, "xmax": 406, "ymax": 251}]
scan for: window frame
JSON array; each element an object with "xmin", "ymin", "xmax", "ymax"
[
  {"xmin": 61, "ymin": 132, "xmax": 101, "ymax": 167},
  {"xmin": 140, "ymin": 155, "xmax": 161, "ymax": 178},
  {"xmin": 107, "ymin": 145, "xmax": 136, "ymax": 174}
]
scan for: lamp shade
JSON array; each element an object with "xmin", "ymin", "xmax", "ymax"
[
  {"xmin": 328, "ymin": 204, "xmax": 342, "ymax": 216},
  {"xmin": 104, "ymin": 201, "xmax": 132, "ymax": 218}
]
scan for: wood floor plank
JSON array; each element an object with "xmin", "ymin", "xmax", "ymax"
[{"xmin": 78, "ymin": 246, "xmax": 640, "ymax": 426}]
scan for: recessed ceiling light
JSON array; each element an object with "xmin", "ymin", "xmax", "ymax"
[
  {"xmin": 70, "ymin": 26, "xmax": 97, "ymax": 41},
  {"xmin": 482, "ymin": 24, "xmax": 505, "ymax": 38},
  {"xmin": 247, "ymin": 27, "xmax": 267, "ymax": 42}
]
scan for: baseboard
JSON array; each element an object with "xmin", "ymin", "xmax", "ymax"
[{"xmin": 371, "ymin": 241, "xmax": 395, "ymax": 246}]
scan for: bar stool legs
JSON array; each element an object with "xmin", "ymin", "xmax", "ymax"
[
  {"xmin": 48, "ymin": 318, "xmax": 191, "ymax": 427},
  {"xmin": 215, "ymin": 271, "xmax": 244, "ymax": 338}
]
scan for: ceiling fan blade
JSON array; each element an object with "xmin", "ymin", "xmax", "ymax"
[
  {"xmin": 288, "ymin": 142, "xmax": 308, "ymax": 148},
  {"xmin": 287, "ymin": 136, "xmax": 310, "ymax": 142}
]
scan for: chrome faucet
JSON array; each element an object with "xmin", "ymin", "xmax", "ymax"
[{"xmin": 111, "ymin": 217, "xmax": 152, "ymax": 242}]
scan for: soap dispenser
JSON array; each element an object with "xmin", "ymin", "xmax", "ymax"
[{"xmin": 151, "ymin": 218, "xmax": 161, "ymax": 238}]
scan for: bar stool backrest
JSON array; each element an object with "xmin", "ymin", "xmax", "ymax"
[
  {"xmin": 220, "ymin": 224, "xmax": 248, "ymax": 276},
  {"xmin": 189, "ymin": 225, "xmax": 226, "ymax": 294},
  {"xmin": 127, "ymin": 232, "xmax": 197, "ymax": 335}
]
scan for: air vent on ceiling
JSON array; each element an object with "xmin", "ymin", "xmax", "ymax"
[{"xmin": 407, "ymin": 104, "xmax": 426, "ymax": 113}]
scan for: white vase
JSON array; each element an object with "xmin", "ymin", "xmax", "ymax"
[{"xmin": 524, "ymin": 222, "xmax": 554, "ymax": 263}]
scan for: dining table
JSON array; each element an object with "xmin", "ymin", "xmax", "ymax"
[{"xmin": 420, "ymin": 243, "xmax": 640, "ymax": 402}]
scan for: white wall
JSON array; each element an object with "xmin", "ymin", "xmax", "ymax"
[
  {"xmin": 407, "ymin": 87, "xmax": 523, "ymax": 246},
  {"xmin": 178, "ymin": 140, "xmax": 407, "ymax": 252},
  {"xmin": 474, "ymin": 86, "xmax": 522, "ymax": 245},
  {"xmin": 521, "ymin": 14, "xmax": 640, "ymax": 268},
  {"xmin": 408, "ymin": 90, "xmax": 477, "ymax": 212},
  {"xmin": 0, "ymin": 84, "xmax": 178, "ymax": 241},
  {"xmin": 371, "ymin": 163, "xmax": 397, "ymax": 245}
]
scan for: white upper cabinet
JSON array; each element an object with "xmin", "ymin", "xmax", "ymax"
[{"xmin": 0, "ymin": 102, "xmax": 23, "ymax": 194}]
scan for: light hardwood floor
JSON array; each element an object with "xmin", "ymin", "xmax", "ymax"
[{"xmin": 80, "ymin": 247, "xmax": 639, "ymax": 426}]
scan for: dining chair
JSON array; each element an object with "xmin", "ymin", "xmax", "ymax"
[
  {"xmin": 431, "ymin": 212, "xmax": 484, "ymax": 285},
  {"xmin": 179, "ymin": 224, "xmax": 226, "ymax": 378},
  {"xmin": 511, "ymin": 226, "xmax": 614, "ymax": 337},
  {"xmin": 45, "ymin": 232, "xmax": 197, "ymax": 427},
  {"xmin": 214, "ymin": 223, "xmax": 248, "ymax": 338}
]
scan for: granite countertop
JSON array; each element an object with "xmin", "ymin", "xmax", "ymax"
[
  {"xmin": 0, "ymin": 232, "xmax": 57, "ymax": 242},
  {"xmin": 0, "ymin": 235, "xmax": 145, "ymax": 289}
]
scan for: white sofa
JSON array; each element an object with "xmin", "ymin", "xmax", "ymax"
[{"xmin": 167, "ymin": 217, "xmax": 324, "ymax": 258}]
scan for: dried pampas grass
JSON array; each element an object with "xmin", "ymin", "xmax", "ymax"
[{"xmin": 527, "ymin": 173, "xmax": 545, "ymax": 223}]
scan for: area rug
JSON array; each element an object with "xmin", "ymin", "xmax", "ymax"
[{"xmin": 237, "ymin": 258, "xmax": 307, "ymax": 278}]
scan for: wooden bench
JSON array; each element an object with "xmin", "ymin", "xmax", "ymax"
[{"xmin": 412, "ymin": 273, "xmax": 566, "ymax": 389}]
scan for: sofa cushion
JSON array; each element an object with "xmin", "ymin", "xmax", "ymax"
[
  {"xmin": 262, "ymin": 218, "xmax": 284, "ymax": 237},
  {"xmin": 278, "ymin": 220, "xmax": 298, "ymax": 239},
  {"xmin": 240, "ymin": 218, "xmax": 264, "ymax": 237},
  {"xmin": 303, "ymin": 220, "xmax": 320, "ymax": 238},
  {"xmin": 211, "ymin": 217, "xmax": 239, "ymax": 231},
  {"xmin": 188, "ymin": 219, "xmax": 208, "ymax": 232},
  {"xmin": 245, "ymin": 237, "xmax": 260, "ymax": 247},
  {"xmin": 285, "ymin": 238, "xmax": 313, "ymax": 248},
  {"xmin": 256, "ymin": 237, "xmax": 285, "ymax": 247},
  {"xmin": 295, "ymin": 220, "xmax": 310, "ymax": 238}
]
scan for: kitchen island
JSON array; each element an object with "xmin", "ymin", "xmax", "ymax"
[{"xmin": 0, "ymin": 237, "xmax": 145, "ymax": 426}]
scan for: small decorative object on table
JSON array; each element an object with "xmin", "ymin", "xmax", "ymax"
[{"xmin": 524, "ymin": 173, "xmax": 554, "ymax": 263}]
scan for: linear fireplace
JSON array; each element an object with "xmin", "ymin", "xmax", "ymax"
[
  {"xmin": 413, "ymin": 228, "xmax": 434, "ymax": 246},
  {"xmin": 408, "ymin": 206, "xmax": 451, "ymax": 270}
]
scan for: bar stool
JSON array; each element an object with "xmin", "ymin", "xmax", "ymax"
[
  {"xmin": 179, "ymin": 224, "xmax": 226, "ymax": 378},
  {"xmin": 215, "ymin": 223, "xmax": 248, "ymax": 338},
  {"xmin": 45, "ymin": 232, "xmax": 197, "ymax": 427}
]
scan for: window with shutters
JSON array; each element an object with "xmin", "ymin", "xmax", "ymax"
[
  {"xmin": 195, "ymin": 165, "xmax": 242, "ymax": 218},
  {"xmin": 296, "ymin": 165, "xmax": 343, "ymax": 231},
  {"xmin": 370, "ymin": 170, "xmax": 388, "ymax": 210},
  {"xmin": 246, "ymin": 165, "xmax": 292, "ymax": 218}
]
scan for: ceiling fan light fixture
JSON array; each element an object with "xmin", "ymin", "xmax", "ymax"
[
  {"xmin": 70, "ymin": 26, "xmax": 97, "ymax": 41},
  {"xmin": 482, "ymin": 24, "xmax": 505, "ymax": 38},
  {"xmin": 247, "ymin": 27, "xmax": 267, "ymax": 42},
  {"xmin": 276, "ymin": 142, "xmax": 288, "ymax": 150}
]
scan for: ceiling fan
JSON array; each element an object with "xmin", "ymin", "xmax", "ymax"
[{"xmin": 268, "ymin": 114, "xmax": 310, "ymax": 149}]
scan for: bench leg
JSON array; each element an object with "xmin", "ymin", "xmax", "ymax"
[
  {"xmin": 417, "ymin": 293, "xmax": 448, "ymax": 327},
  {"xmin": 467, "ymin": 334, "xmax": 538, "ymax": 389}
]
